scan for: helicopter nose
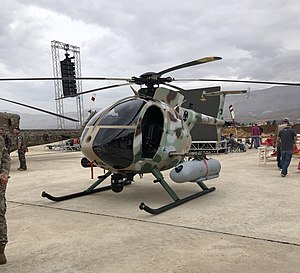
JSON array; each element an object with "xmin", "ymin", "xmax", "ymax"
[{"xmin": 175, "ymin": 165, "xmax": 183, "ymax": 173}]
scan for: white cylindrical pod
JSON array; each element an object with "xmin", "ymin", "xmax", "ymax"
[{"xmin": 170, "ymin": 159, "xmax": 221, "ymax": 183}]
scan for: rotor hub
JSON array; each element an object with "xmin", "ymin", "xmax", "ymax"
[{"xmin": 132, "ymin": 72, "xmax": 172, "ymax": 87}]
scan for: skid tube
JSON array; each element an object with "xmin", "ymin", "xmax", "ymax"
[
  {"xmin": 139, "ymin": 168, "xmax": 215, "ymax": 215},
  {"xmin": 41, "ymin": 171, "xmax": 131, "ymax": 202}
]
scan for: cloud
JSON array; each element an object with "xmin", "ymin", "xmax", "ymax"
[{"xmin": 1, "ymin": 0, "xmax": 300, "ymax": 116}]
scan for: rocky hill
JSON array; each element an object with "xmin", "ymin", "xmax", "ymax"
[{"xmin": 223, "ymin": 86, "xmax": 300, "ymax": 124}]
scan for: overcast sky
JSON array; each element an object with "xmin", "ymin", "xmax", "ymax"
[{"xmin": 1, "ymin": 0, "xmax": 300, "ymax": 117}]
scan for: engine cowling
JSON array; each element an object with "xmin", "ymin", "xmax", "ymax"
[{"xmin": 170, "ymin": 159, "xmax": 221, "ymax": 183}]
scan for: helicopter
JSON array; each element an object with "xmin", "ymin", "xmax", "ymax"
[{"xmin": 1, "ymin": 56, "xmax": 300, "ymax": 214}]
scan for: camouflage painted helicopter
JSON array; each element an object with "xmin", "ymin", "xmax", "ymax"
[{"xmin": 2, "ymin": 56, "xmax": 300, "ymax": 214}]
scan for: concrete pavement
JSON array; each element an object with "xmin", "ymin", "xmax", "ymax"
[{"xmin": 1, "ymin": 145, "xmax": 300, "ymax": 273}]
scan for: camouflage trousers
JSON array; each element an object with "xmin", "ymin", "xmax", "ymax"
[
  {"xmin": 18, "ymin": 149, "xmax": 27, "ymax": 169},
  {"xmin": 0, "ymin": 185, "xmax": 7, "ymax": 245}
]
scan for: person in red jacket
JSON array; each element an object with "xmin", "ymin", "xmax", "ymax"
[{"xmin": 251, "ymin": 124, "xmax": 261, "ymax": 149}]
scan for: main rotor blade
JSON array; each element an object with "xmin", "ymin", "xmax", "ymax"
[
  {"xmin": 58, "ymin": 82, "xmax": 133, "ymax": 99},
  {"xmin": 0, "ymin": 77, "xmax": 131, "ymax": 82},
  {"xmin": 174, "ymin": 78, "xmax": 300, "ymax": 86},
  {"xmin": 0, "ymin": 97, "xmax": 79, "ymax": 122},
  {"xmin": 157, "ymin": 56, "xmax": 222, "ymax": 76}
]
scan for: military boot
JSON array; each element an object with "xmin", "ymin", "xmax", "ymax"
[{"xmin": 0, "ymin": 244, "xmax": 7, "ymax": 265}]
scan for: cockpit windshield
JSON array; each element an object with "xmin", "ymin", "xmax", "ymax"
[
  {"xmin": 93, "ymin": 128, "xmax": 135, "ymax": 169},
  {"xmin": 90, "ymin": 98, "xmax": 145, "ymax": 169},
  {"xmin": 98, "ymin": 99, "xmax": 145, "ymax": 126}
]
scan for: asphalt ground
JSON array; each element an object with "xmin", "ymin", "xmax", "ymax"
[{"xmin": 1, "ymin": 145, "xmax": 300, "ymax": 273}]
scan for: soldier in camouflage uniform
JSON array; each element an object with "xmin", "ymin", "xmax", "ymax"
[
  {"xmin": 0, "ymin": 128, "xmax": 11, "ymax": 264},
  {"xmin": 13, "ymin": 127, "xmax": 27, "ymax": 171}
]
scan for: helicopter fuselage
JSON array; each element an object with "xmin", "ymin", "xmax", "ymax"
[
  {"xmin": 80, "ymin": 87, "xmax": 225, "ymax": 175},
  {"xmin": 81, "ymin": 98, "xmax": 189, "ymax": 173}
]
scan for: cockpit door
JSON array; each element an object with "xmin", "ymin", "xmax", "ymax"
[{"xmin": 141, "ymin": 105, "xmax": 164, "ymax": 158}]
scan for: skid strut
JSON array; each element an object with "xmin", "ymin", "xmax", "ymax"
[
  {"xmin": 42, "ymin": 168, "xmax": 214, "ymax": 215},
  {"xmin": 42, "ymin": 171, "xmax": 131, "ymax": 202},
  {"xmin": 139, "ymin": 168, "xmax": 215, "ymax": 215}
]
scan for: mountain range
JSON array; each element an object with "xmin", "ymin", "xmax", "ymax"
[
  {"xmin": 223, "ymin": 86, "xmax": 300, "ymax": 124},
  {"xmin": 2, "ymin": 86, "xmax": 299, "ymax": 129}
]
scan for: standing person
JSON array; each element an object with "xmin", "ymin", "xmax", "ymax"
[
  {"xmin": 251, "ymin": 123, "xmax": 261, "ymax": 149},
  {"xmin": 275, "ymin": 118, "xmax": 289, "ymax": 170},
  {"xmin": 0, "ymin": 129, "xmax": 11, "ymax": 265},
  {"xmin": 3, "ymin": 133, "xmax": 11, "ymax": 155},
  {"xmin": 249, "ymin": 124, "xmax": 254, "ymax": 149},
  {"xmin": 13, "ymin": 127, "xmax": 27, "ymax": 171},
  {"xmin": 259, "ymin": 125, "xmax": 264, "ymax": 144},
  {"xmin": 277, "ymin": 123, "xmax": 297, "ymax": 177}
]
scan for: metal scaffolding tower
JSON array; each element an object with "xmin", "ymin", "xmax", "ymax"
[{"xmin": 51, "ymin": 40, "xmax": 84, "ymax": 129}]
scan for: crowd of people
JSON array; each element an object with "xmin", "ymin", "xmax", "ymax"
[
  {"xmin": 247, "ymin": 118, "xmax": 298, "ymax": 177},
  {"xmin": 222, "ymin": 117, "xmax": 298, "ymax": 177}
]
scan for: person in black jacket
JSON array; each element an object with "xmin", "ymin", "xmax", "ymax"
[{"xmin": 277, "ymin": 123, "xmax": 297, "ymax": 177}]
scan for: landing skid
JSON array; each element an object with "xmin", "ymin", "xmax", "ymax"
[
  {"xmin": 41, "ymin": 168, "xmax": 215, "ymax": 215},
  {"xmin": 139, "ymin": 168, "xmax": 215, "ymax": 215},
  {"xmin": 42, "ymin": 185, "xmax": 112, "ymax": 201},
  {"xmin": 42, "ymin": 171, "xmax": 130, "ymax": 202}
]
